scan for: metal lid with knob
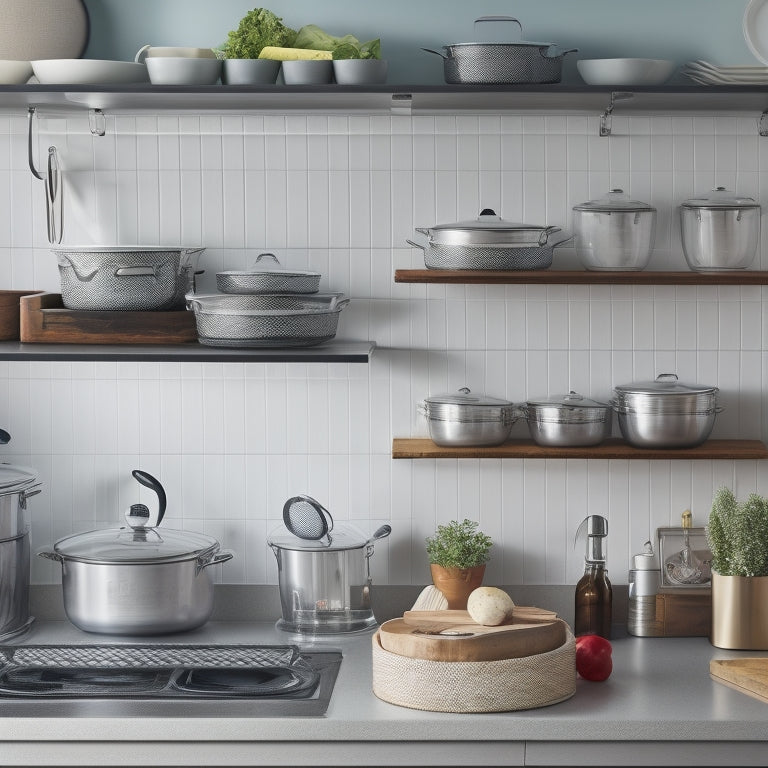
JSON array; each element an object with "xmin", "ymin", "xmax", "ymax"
[
  {"xmin": 681, "ymin": 186, "xmax": 760, "ymax": 210},
  {"xmin": 573, "ymin": 189, "xmax": 656, "ymax": 213}
]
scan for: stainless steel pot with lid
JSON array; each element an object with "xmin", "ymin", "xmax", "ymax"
[
  {"xmin": 611, "ymin": 374, "xmax": 722, "ymax": 448},
  {"xmin": 419, "ymin": 387, "xmax": 519, "ymax": 446},
  {"xmin": 39, "ymin": 469, "xmax": 233, "ymax": 635},
  {"xmin": 572, "ymin": 189, "xmax": 657, "ymax": 271},
  {"xmin": 269, "ymin": 512, "xmax": 391, "ymax": 635},
  {"xmin": 680, "ymin": 187, "xmax": 761, "ymax": 271},
  {"xmin": 522, "ymin": 391, "xmax": 613, "ymax": 447},
  {"xmin": 408, "ymin": 209, "xmax": 571, "ymax": 270},
  {"xmin": 422, "ymin": 16, "xmax": 577, "ymax": 84}
]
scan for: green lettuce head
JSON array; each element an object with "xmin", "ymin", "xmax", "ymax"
[{"xmin": 222, "ymin": 8, "xmax": 297, "ymax": 59}]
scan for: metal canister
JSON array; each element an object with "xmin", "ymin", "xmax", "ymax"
[{"xmin": 627, "ymin": 540, "xmax": 661, "ymax": 637}]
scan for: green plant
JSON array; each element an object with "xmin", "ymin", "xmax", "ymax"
[
  {"xmin": 293, "ymin": 24, "xmax": 381, "ymax": 60},
  {"xmin": 221, "ymin": 8, "xmax": 297, "ymax": 60},
  {"xmin": 425, "ymin": 519, "xmax": 492, "ymax": 569},
  {"xmin": 707, "ymin": 487, "xmax": 768, "ymax": 577}
]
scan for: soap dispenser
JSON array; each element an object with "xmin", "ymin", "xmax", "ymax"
[{"xmin": 574, "ymin": 515, "xmax": 612, "ymax": 639}]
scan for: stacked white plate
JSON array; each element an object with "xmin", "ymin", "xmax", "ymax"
[{"xmin": 682, "ymin": 59, "xmax": 768, "ymax": 85}]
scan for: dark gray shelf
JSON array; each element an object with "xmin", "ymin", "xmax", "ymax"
[
  {"xmin": 6, "ymin": 83, "xmax": 768, "ymax": 113},
  {"xmin": 0, "ymin": 340, "xmax": 375, "ymax": 363}
]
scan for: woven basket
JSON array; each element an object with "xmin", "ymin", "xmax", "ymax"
[{"xmin": 372, "ymin": 625, "xmax": 576, "ymax": 713}]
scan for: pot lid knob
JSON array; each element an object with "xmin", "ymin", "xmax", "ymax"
[{"xmin": 124, "ymin": 469, "xmax": 166, "ymax": 530}]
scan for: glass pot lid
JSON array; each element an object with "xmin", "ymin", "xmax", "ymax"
[
  {"xmin": 0, "ymin": 463, "xmax": 38, "ymax": 493},
  {"xmin": 613, "ymin": 373, "xmax": 718, "ymax": 396},
  {"xmin": 53, "ymin": 525, "xmax": 221, "ymax": 564},
  {"xmin": 526, "ymin": 391, "xmax": 610, "ymax": 409},
  {"xmin": 219, "ymin": 252, "xmax": 320, "ymax": 278},
  {"xmin": 268, "ymin": 521, "xmax": 370, "ymax": 551},
  {"xmin": 573, "ymin": 189, "xmax": 655, "ymax": 213},
  {"xmin": 681, "ymin": 187, "xmax": 760, "ymax": 210},
  {"xmin": 424, "ymin": 386, "xmax": 514, "ymax": 408},
  {"xmin": 418, "ymin": 209, "xmax": 560, "ymax": 246}
]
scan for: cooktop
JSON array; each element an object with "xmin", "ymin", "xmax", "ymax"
[{"xmin": 0, "ymin": 644, "xmax": 342, "ymax": 717}]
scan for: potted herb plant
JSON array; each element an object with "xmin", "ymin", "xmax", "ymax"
[
  {"xmin": 219, "ymin": 7, "xmax": 296, "ymax": 85},
  {"xmin": 706, "ymin": 487, "xmax": 768, "ymax": 649},
  {"xmin": 425, "ymin": 519, "xmax": 492, "ymax": 609}
]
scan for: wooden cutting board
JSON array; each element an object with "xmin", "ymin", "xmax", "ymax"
[
  {"xmin": 380, "ymin": 608, "xmax": 566, "ymax": 662},
  {"xmin": 710, "ymin": 658, "xmax": 768, "ymax": 703}
]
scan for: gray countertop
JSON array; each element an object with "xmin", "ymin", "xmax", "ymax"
[{"xmin": 1, "ymin": 620, "xmax": 768, "ymax": 767}]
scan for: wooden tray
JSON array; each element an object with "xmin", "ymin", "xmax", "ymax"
[
  {"xmin": 20, "ymin": 293, "xmax": 198, "ymax": 345},
  {"xmin": 0, "ymin": 290, "xmax": 40, "ymax": 340},
  {"xmin": 710, "ymin": 659, "xmax": 768, "ymax": 704},
  {"xmin": 380, "ymin": 608, "xmax": 566, "ymax": 662}
]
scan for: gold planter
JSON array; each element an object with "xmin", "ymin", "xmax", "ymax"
[{"xmin": 711, "ymin": 571, "xmax": 768, "ymax": 649}]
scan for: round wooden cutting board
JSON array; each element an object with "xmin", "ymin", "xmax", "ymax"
[
  {"xmin": 379, "ymin": 613, "xmax": 568, "ymax": 662},
  {"xmin": 0, "ymin": 0, "xmax": 89, "ymax": 61}
]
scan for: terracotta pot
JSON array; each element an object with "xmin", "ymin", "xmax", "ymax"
[
  {"xmin": 430, "ymin": 563, "xmax": 486, "ymax": 609},
  {"xmin": 711, "ymin": 571, "xmax": 768, "ymax": 650}
]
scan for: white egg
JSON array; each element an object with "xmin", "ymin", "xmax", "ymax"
[{"xmin": 466, "ymin": 586, "xmax": 515, "ymax": 626}]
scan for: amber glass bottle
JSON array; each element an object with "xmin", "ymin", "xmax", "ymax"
[{"xmin": 574, "ymin": 515, "xmax": 612, "ymax": 639}]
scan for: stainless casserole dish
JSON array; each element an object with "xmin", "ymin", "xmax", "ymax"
[
  {"xmin": 423, "ymin": 16, "xmax": 576, "ymax": 85},
  {"xmin": 53, "ymin": 246, "xmax": 204, "ymax": 311},
  {"xmin": 611, "ymin": 374, "xmax": 722, "ymax": 448},
  {"xmin": 186, "ymin": 292, "xmax": 349, "ymax": 348},
  {"xmin": 418, "ymin": 387, "xmax": 519, "ymax": 447},
  {"xmin": 522, "ymin": 391, "xmax": 613, "ymax": 447},
  {"xmin": 408, "ymin": 209, "xmax": 570, "ymax": 270},
  {"xmin": 39, "ymin": 470, "xmax": 233, "ymax": 635}
]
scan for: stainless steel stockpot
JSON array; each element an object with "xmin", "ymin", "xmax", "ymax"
[
  {"xmin": 418, "ymin": 387, "xmax": 519, "ymax": 447},
  {"xmin": 572, "ymin": 189, "xmax": 657, "ymax": 271},
  {"xmin": 38, "ymin": 470, "xmax": 233, "ymax": 635},
  {"xmin": 268, "ymin": 521, "xmax": 391, "ymax": 634},
  {"xmin": 680, "ymin": 188, "xmax": 761, "ymax": 271},
  {"xmin": 611, "ymin": 374, "xmax": 722, "ymax": 448},
  {"xmin": 522, "ymin": 391, "xmax": 613, "ymax": 447},
  {"xmin": 408, "ymin": 209, "xmax": 571, "ymax": 270}
]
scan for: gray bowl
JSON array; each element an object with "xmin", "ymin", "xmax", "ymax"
[
  {"xmin": 332, "ymin": 59, "xmax": 388, "ymax": 85},
  {"xmin": 222, "ymin": 59, "xmax": 280, "ymax": 85},
  {"xmin": 282, "ymin": 60, "xmax": 333, "ymax": 85}
]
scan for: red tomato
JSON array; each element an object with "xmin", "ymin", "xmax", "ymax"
[{"xmin": 575, "ymin": 634, "xmax": 613, "ymax": 681}]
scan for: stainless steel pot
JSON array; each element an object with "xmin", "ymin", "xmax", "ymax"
[
  {"xmin": 38, "ymin": 470, "xmax": 233, "ymax": 635},
  {"xmin": 268, "ymin": 520, "xmax": 391, "ymax": 635},
  {"xmin": 680, "ymin": 188, "xmax": 761, "ymax": 272},
  {"xmin": 408, "ymin": 209, "xmax": 571, "ymax": 270},
  {"xmin": 522, "ymin": 391, "xmax": 613, "ymax": 447},
  {"xmin": 611, "ymin": 374, "xmax": 722, "ymax": 448},
  {"xmin": 572, "ymin": 189, "xmax": 657, "ymax": 271},
  {"xmin": 423, "ymin": 16, "xmax": 577, "ymax": 84},
  {"xmin": 418, "ymin": 387, "xmax": 519, "ymax": 447},
  {"xmin": 52, "ymin": 246, "xmax": 204, "ymax": 311}
]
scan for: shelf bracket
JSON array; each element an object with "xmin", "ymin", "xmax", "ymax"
[
  {"xmin": 599, "ymin": 91, "xmax": 634, "ymax": 137},
  {"xmin": 88, "ymin": 108, "xmax": 106, "ymax": 137},
  {"xmin": 390, "ymin": 93, "xmax": 412, "ymax": 116}
]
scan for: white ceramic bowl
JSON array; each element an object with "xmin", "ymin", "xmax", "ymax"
[
  {"xmin": 222, "ymin": 58, "xmax": 280, "ymax": 85},
  {"xmin": 332, "ymin": 59, "xmax": 388, "ymax": 85},
  {"xmin": 281, "ymin": 60, "xmax": 333, "ymax": 85},
  {"xmin": 577, "ymin": 58, "xmax": 676, "ymax": 86},
  {"xmin": 146, "ymin": 57, "xmax": 222, "ymax": 85},
  {"xmin": 0, "ymin": 60, "xmax": 32, "ymax": 84},
  {"xmin": 31, "ymin": 59, "xmax": 149, "ymax": 84},
  {"xmin": 135, "ymin": 45, "xmax": 217, "ymax": 62}
]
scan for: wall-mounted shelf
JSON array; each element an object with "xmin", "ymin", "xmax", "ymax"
[
  {"xmin": 0, "ymin": 340, "xmax": 375, "ymax": 363},
  {"xmin": 394, "ymin": 269, "xmax": 768, "ymax": 285},
  {"xmin": 5, "ymin": 83, "xmax": 768, "ymax": 115},
  {"xmin": 392, "ymin": 438, "xmax": 768, "ymax": 460}
]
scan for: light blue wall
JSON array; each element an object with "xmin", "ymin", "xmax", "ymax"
[{"xmin": 83, "ymin": 0, "xmax": 756, "ymax": 84}]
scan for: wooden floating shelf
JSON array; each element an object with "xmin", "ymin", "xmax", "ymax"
[
  {"xmin": 392, "ymin": 438, "xmax": 768, "ymax": 460},
  {"xmin": 394, "ymin": 269, "xmax": 768, "ymax": 285}
]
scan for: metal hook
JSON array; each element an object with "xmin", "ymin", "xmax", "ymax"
[
  {"xmin": 599, "ymin": 91, "xmax": 634, "ymax": 137},
  {"xmin": 27, "ymin": 107, "xmax": 45, "ymax": 180}
]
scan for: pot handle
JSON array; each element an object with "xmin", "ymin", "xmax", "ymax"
[
  {"xmin": 421, "ymin": 48, "xmax": 448, "ymax": 61},
  {"xmin": 20, "ymin": 485, "xmax": 42, "ymax": 507},
  {"xmin": 198, "ymin": 549, "xmax": 234, "ymax": 570},
  {"xmin": 135, "ymin": 44, "xmax": 151, "ymax": 63},
  {"xmin": 406, "ymin": 238, "xmax": 427, "ymax": 253},
  {"xmin": 114, "ymin": 265, "xmax": 158, "ymax": 278},
  {"xmin": 0, "ymin": 428, "xmax": 10, "ymax": 444},
  {"xmin": 37, "ymin": 548, "xmax": 62, "ymax": 563},
  {"xmin": 539, "ymin": 46, "xmax": 578, "ymax": 60}
]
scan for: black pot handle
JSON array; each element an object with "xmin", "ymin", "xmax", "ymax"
[
  {"xmin": 130, "ymin": 469, "xmax": 167, "ymax": 527},
  {"xmin": 0, "ymin": 429, "xmax": 10, "ymax": 445}
]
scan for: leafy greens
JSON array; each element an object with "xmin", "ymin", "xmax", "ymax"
[
  {"xmin": 221, "ymin": 8, "xmax": 297, "ymax": 59},
  {"xmin": 293, "ymin": 24, "xmax": 381, "ymax": 60}
]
